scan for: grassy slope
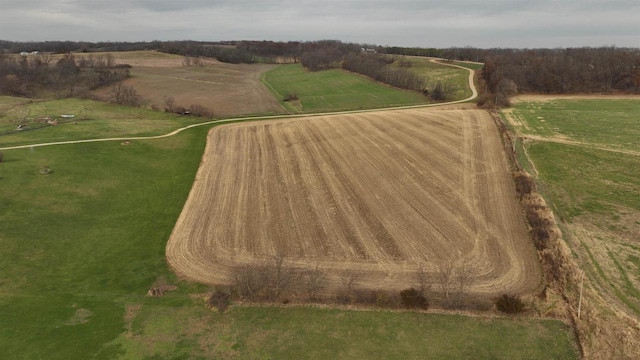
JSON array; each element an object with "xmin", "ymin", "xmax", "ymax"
[
  {"xmin": 0, "ymin": 97, "xmax": 206, "ymax": 148},
  {"xmin": 261, "ymin": 64, "xmax": 429, "ymax": 113},
  {"xmin": 509, "ymin": 99, "xmax": 640, "ymax": 315},
  {"xmin": 0, "ymin": 103, "xmax": 579, "ymax": 359},
  {"xmin": 0, "ymin": 127, "xmax": 210, "ymax": 359},
  {"xmin": 394, "ymin": 57, "xmax": 473, "ymax": 100},
  {"xmin": 110, "ymin": 305, "xmax": 577, "ymax": 360},
  {"xmin": 512, "ymin": 99, "xmax": 639, "ymax": 151},
  {"xmin": 0, "ymin": 120, "xmax": 579, "ymax": 359},
  {"xmin": 529, "ymin": 142, "xmax": 640, "ymax": 219}
]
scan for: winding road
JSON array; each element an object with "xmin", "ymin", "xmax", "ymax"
[{"xmin": 0, "ymin": 59, "xmax": 478, "ymax": 151}]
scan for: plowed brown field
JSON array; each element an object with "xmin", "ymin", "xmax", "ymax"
[{"xmin": 167, "ymin": 108, "xmax": 541, "ymax": 295}]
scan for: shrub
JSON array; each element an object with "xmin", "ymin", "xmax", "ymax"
[
  {"xmin": 283, "ymin": 93, "xmax": 299, "ymax": 102},
  {"xmin": 39, "ymin": 165, "xmax": 53, "ymax": 175},
  {"xmin": 188, "ymin": 104, "xmax": 213, "ymax": 118},
  {"xmin": 110, "ymin": 83, "xmax": 140, "ymax": 106},
  {"xmin": 430, "ymin": 82, "xmax": 446, "ymax": 101},
  {"xmin": 208, "ymin": 288, "xmax": 232, "ymax": 313},
  {"xmin": 400, "ymin": 288, "xmax": 428, "ymax": 309},
  {"xmin": 495, "ymin": 294, "xmax": 525, "ymax": 314},
  {"xmin": 514, "ymin": 171, "xmax": 537, "ymax": 197}
]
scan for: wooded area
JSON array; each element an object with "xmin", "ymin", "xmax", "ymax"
[
  {"xmin": 1, "ymin": 40, "xmax": 638, "ymax": 100},
  {"xmin": 0, "ymin": 52, "xmax": 129, "ymax": 97}
]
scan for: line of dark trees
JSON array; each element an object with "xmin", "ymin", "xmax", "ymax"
[
  {"xmin": 342, "ymin": 53, "xmax": 425, "ymax": 92},
  {"xmin": 2, "ymin": 40, "xmax": 638, "ymax": 100},
  {"xmin": 0, "ymin": 52, "xmax": 130, "ymax": 97},
  {"xmin": 481, "ymin": 47, "xmax": 640, "ymax": 96}
]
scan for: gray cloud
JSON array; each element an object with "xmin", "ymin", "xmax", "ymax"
[{"xmin": 1, "ymin": 0, "xmax": 638, "ymax": 47}]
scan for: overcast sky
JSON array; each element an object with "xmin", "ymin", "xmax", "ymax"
[{"xmin": 1, "ymin": 0, "xmax": 638, "ymax": 48}]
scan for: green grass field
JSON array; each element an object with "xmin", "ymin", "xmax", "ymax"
[
  {"xmin": 110, "ymin": 305, "xmax": 577, "ymax": 359},
  {"xmin": 0, "ymin": 97, "xmax": 205, "ymax": 148},
  {"xmin": 528, "ymin": 142, "xmax": 640, "ymax": 219},
  {"xmin": 0, "ymin": 98, "xmax": 580, "ymax": 359},
  {"xmin": 0, "ymin": 126, "xmax": 211, "ymax": 360},
  {"xmin": 510, "ymin": 99, "xmax": 640, "ymax": 151},
  {"xmin": 506, "ymin": 98, "xmax": 640, "ymax": 317},
  {"xmin": 394, "ymin": 57, "xmax": 473, "ymax": 100},
  {"xmin": 261, "ymin": 64, "xmax": 429, "ymax": 113},
  {"xmin": 0, "ymin": 129, "xmax": 579, "ymax": 360}
]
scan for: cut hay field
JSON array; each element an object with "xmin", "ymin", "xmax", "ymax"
[
  {"xmin": 167, "ymin": 107, "xmax": 540, "ymax": 296},
  {"xmin": 88, "ymin": 51, "xmax": 286, "ymax": 117}
]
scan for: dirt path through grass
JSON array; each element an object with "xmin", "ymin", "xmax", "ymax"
[{"xmin": 0, "ymin": 59, "xmax": 477, "ymax": 151}]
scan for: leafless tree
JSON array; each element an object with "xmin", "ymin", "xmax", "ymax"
[
  {"xmin": 337, "ymin": 269, "xmax": 359, "ymax": 303},
  {"xmin": 269, "ymin": 254, "xmax": 296, "ymax": 301},
  {"xmin": 436, "ymin": 261, "xmax": 455, "ymax": 300},
  {"xmin": 164, "ymin": 96, "xmax": 176, "ymax": 113},
  {"xmin": 110, "ymin": 83, "xmax": 140, "ymax": 106},
  {"xmin": 415, "ymin": 263, "xmax": 431, "ymax": 297},
  {"xmin": 105, "ymin": 53, "xmax": 115, "ymax": 68},
  {"xmin": 303, "ymin": 264, "xmax": 326, "ymax": 301},
  {"xmin": 233, "ymin": 262, "xmax": 269, "ymax": 301},
  {"xmin": 451, "ymin": 263, "xmax": 477, "ymax": 307},
  {"xmin": 39, "ymin": 53, "xmax": 54, "ymax": 65}
]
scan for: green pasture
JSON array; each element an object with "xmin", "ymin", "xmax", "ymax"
[
  {"xmin": 507, "ymin": 98, "xmax": 640, "ymax": 317},
  {"xmin": 0, "ymin": 97, "xmax": 580, "ymax": 358},
  {"xmin": 261, "ymin": 64, "xmax": 429, "ymax": 113},
  {"xmin": 0, "ymin": 125, "xmax": 210, "ymax": 359},
  {"xmin": 528, "ymin": 142, "xmax": 640, "ymax": 219},
  {"xmin": 0, "ymin": 97, "xmax": 208, "ymax": 148},
  {"xmin": 392, "ymin": 57, "xmax": 473, "ymax": 100},
  {"xmin": 110, "ymin": 305, "xmax": 577, "ymax": 360},
  {"xmin": 511, "ymin": 99, "xmax": 640, "ymax": 151}
]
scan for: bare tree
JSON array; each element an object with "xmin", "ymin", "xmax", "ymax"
[
  {"xmin": 163, "ymin": 96, "xmax": 176, "ymax": 113},
  {"xmin": 269, "ymin": 254, "xmax": 296, "ymax": 301},
  {"xmin": 233, "ymin": 263, "xmax": 269, "ymax": 301},
  {"xmin": 39, "ymin": 53, "xmax": 54, "ymax": 65},
  {"xmin": 451, "ymin": 263, "xmax": 477, "ymax": 307},
  {"xmin": 415, "ymin": 263, "xmax": 431, "ymax": 297},
  {"xmin": 338, "ymin": 269, "xmax": 359, "ymax": 303},
  {"xmin": 303, "ymin": 264, "xmax": 326, "ymax": 301},
  {"xmin": 105, "ymin": 53, "xmax": 115, "ymax": 68},
  {"xmin": 436, "ymin": 261, "xmax": 455, "ymax": 300},
  {"xmin": 110, "ymin": 83, "xmax": 140, "ymax": 106}
]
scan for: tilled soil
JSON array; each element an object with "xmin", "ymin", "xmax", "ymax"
[{"xmin": 166, "ymin": 107, "xmax": 541, "ymax": 295}]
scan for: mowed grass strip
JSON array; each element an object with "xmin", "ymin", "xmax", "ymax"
[
  {"xmin": 109, "ymin": 305, "xmax": 578, "ymax": 360},
  {"xmin": 261, "ymin": 64, "xmax": 429, "ymax": 113},
  {"xmin": 0, "ymin": 97, "xmax": 203, "ymax": 148}
]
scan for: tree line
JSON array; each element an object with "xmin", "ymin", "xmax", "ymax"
[
  {"xmin": 342, "ymin": 53, "xmax": 425, "ymax": 92},
  {"xmin": 0, "ymin": 52, "xmax": 130, "ymax": 97},
  {"xmin": 2, "ymin": 40, "xmax": 637, "ymax": 100}
]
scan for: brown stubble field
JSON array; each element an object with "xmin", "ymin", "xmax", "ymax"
[
  {"xmin": 88, "ymin": 51, "xmax": 286, "ymax": 117},
  {"xmin": 166, "ymin": 107, "xmax": 541, "ymax": 297}
]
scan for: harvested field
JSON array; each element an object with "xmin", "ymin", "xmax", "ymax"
[
  {"xmin": 167, "ymin": 108, "xmax": 541, "ymax": 296},
  {"xmin": 90, "ymin": 51, "xmax": 285, "ymax": 117}
]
